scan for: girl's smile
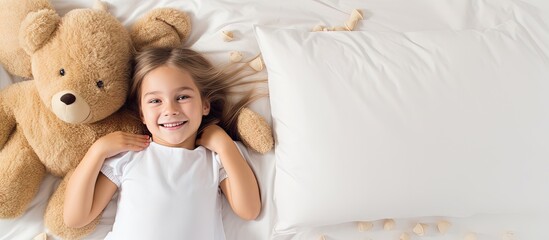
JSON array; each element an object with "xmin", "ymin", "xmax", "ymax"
[
  {"xmin": 159, "ymin": 120, "xmax": 188, "ymax": 129},
  {"xmin": 140, "ymin": 65, "xmax": 210, "ymax": 149}
]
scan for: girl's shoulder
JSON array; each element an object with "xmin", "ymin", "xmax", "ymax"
[
  {"xmin": 102, "ymin": 149, "xmax": 144, "ymax": 174},
  {"xmin": 104, "ymin": 150, "xmax": 134, "ymax": 165}
]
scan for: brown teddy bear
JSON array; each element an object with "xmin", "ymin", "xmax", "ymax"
[{"xmin": 0, "ymin": 0, "xmax": 273, "ymax": 238}]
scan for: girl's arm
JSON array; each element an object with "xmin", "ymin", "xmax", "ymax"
[
  {"xmin": 64, "ymin": 131, "xmax": 150, "ymax": 228},
  {"xmin": 197, "ymin": 125, "xmax": 261, "ymax": 220}
]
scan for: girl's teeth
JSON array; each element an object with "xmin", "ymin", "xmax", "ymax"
[{"xmin": 164, "ymin": 122, "xmax": 183, "ymax": 127}]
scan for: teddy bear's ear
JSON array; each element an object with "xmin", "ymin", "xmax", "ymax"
[
  {"xmin": 19, "ymin": 9, "xmax": 61, "ymax": 54},
  {"xmin": 130, "ymin": 8, "xmax": 191, "ymax": 51}
]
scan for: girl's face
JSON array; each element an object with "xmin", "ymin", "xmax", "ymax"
[{"xmin": 140, "ymin": 65, "xmax": 210, "ymax": 149}]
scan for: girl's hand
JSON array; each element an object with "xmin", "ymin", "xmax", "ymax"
[
  {"xmin": 196, "ymin": 125, "xmax": 232, "ymax": 153},
  {"xmin": 91, "ymin": 131, "xmax": 150, "ymax": 159}
]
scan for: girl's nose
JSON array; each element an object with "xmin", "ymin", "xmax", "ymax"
[{"xmin": 164, "ymin": 102, "xmax": 180, "ymax": 116}]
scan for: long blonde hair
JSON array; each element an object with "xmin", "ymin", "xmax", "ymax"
[{"xmin": 130, "ymin": 47, "xmax": 265, "ymax": 140}]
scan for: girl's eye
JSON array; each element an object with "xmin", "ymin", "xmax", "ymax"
[
  {"xmin": 148, "ymin": 99, "xmax": 161, "ymax": 104},
  {"xmin": 177, "ymin": 95, "xmax": 190, "ymax": 101}
]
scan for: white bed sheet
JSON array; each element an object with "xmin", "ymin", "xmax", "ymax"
[{"xmin": 1, "ymin": 0, "xmax": 548, "ymax": 239}]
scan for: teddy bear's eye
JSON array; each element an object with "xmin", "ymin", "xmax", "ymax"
[
  {"xmin": 96, "ymin": 80, "xmax": 104, "ymax": 89},
  {"xmin": 59, "ymin": 68, "xmax": 65, "ymax": 76}
]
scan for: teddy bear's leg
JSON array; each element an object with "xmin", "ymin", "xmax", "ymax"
[
  {"xmin": 0, "ymin": 95, "xmax": 16, "ymax": 149},
  {"xmin": 237, "ymin": 107, "xmax": 274, "ymax": 154},
  {"xmin": 0, "ymin": 130, "xmax": 46, "ymax": 218},
  {"xmin": 44, "ymin": 170, "xmax": 100, "ymax": 239}
]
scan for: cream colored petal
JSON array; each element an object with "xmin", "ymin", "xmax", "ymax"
[
  {"xmin": 437, "ymin": 220, "xmax": 451, "ymax": 234},
  {"xmin": 357, "ymin": 221, "xmax": 374, "ymax": 232},
  {"xmin": 502, "ymin": 231, "xmax": 516, "ymax": 240},
  {"xmin": 313, "ymin": 25, "xmax": 324, "ymax": 32},
  {"xmin": 222, "ymin": 31, "xmax": 234, "ymax": 42},
  {"xmin": 345, "ymin": 19, "xmax": 358, "ymax": 31},
  {"xmin": 229, "ymin": 51, "xmax": 243, "ymax": 62},
  {"xmin": 249, "ymin": 55, "xmax": 264, "ymax": 71},
  {"xmin": 33, "ymin": 232, "xmax": 47, "ymax": 240},
  {"xmin": 464, "ymin": 232, "xmax": 477, "ymax": 240},
  {"xmin": 319, "ymin": 234, "xmax": 326, "ymax": 240},
  {"xmin": 334, "ymin": 26, "xmax": 348, "ymax": 31},
  {"xmin": 93, "ymin": 0, "xmax": 108, "ymax": 11},
  {"xmin": 322, "ymin": 27, "xmax": 332, "ymax": 32},
  {"xmin": 383, "ymin": 219, "xmax": 395, "ymax": 230},
  {"xmin": 351, "ymin": 9, "xmax": 364, "ymax": 20},
  {"xmin": 413, "ymin": 223, "xmax": 427, "ymax": 236},
  {"xmin": 400, "ymin": 232, "xmax": 411, "ymax": 240}
]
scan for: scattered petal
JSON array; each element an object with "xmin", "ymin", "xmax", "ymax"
[
  {"xmin": 229, "ymin": 51, "xmax": 243, "ymax": 62},
  {"xmin": 319, "ymin": 234, "xmax": 326, "ymax": 240},
  {"xmin": 383, "ymin": 219, "xmax": 395, "ymax": 230},
  {"xmin": 314, "ymin": 9, "xmax": 363, "ymax": 33},
  {"xmin": 400, "ymin": 232, "xmax": 411, "ymax": 240},
  {"xmin": 357, "ymin": 221, "xmax": 374, "ymax": 232},
  {"xmin": 413, "ymin": 223, "xmax": 427, "ymax": 236},
  {"xmin": 351, "ymin": 9, "xmax": 364, "ymax": 20},
  {"xmin": 33, "ymin": 232, "xmax": 47, "ymax": 240},
  {"xmin": 344, "ymin": 19, "xmax": 358, "ymax": 31},
  {"xmin": 222, "ymin": 31, "xmax": 234, "ymax": 42},
  {"xmin": 465, "ymin": 232, "xmax": 477, "ymax": 240},
  {"xmin": 248, "ymin": 55, "xmax": 264, "ymax": 71},
  {"xmin": 312, "ymin": 25, "xmax": 324, "ymax": 32},
  {"xmin": 93, "ymin": 0, "xmax": 108, "ymax": 11},
  {"xmin": 334, "ymin": 26, "xmax": 348, "ymax": 31},
  {"xmin": 437, "ymin": 220, "xmax": 451, "ymax": 234}
]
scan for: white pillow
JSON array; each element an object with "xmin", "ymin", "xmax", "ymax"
[{"xmin": 256, "ymin": 15, "xmax": 549, "ymax": 236}]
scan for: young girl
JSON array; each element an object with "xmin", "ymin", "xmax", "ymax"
[{"xmin": 63, "ymin": 47, "xmax": 262, "ymax": 239}]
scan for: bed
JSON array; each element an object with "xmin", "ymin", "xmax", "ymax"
[{"xmin": 1, "ymin": 0, "xmax": 549, "ymax": 239}]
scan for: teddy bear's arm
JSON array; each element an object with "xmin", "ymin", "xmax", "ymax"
[
  {"xmin": 0, "ymin": 130, "xmax": 46, "ymax": 218},
  {"xmin": 0, "ymin": 88, "xmax": 17, "ymax": 149}
]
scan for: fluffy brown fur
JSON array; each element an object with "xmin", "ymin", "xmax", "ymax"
[
  {"xmin": 0, "ymin": 1, "xmax": 273, "ymax": 238},
  {"xmin": 0, "ymin": 1, "xmax": 191, "ymax": 238},
  {"xmin": 0, "ymin": 0, "xmax": 52, "ymax": 78}
]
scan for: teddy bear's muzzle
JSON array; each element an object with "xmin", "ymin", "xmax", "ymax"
[{"xmin": 51, "ymin": 90, "xmax": 91, "ymax": 124}]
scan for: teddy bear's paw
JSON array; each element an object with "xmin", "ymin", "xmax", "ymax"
[{"xmin": 237, "ymin": 107, "xmax": 273, "ymax": 154}]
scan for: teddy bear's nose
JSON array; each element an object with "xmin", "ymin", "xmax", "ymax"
[{"xmin": 60, "ymin": 93, "xmax": 76, "ymax": 105}]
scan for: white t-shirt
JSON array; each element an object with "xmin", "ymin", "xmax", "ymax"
[{"xmin": 100, "ymin": 141, "xmax": 235, "ymax": 240}]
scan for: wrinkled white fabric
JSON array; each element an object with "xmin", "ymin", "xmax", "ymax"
[
  {"xmin": 100, "ymin": 142, "xmax": 231, "ymax": 240},
  {"xmin": 257, "ymin": 3, "xmax": 549, "ymax": 237},
  {"xmin": 2, "ymin": 0, "xmax": 549, "ymax": 239}
]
